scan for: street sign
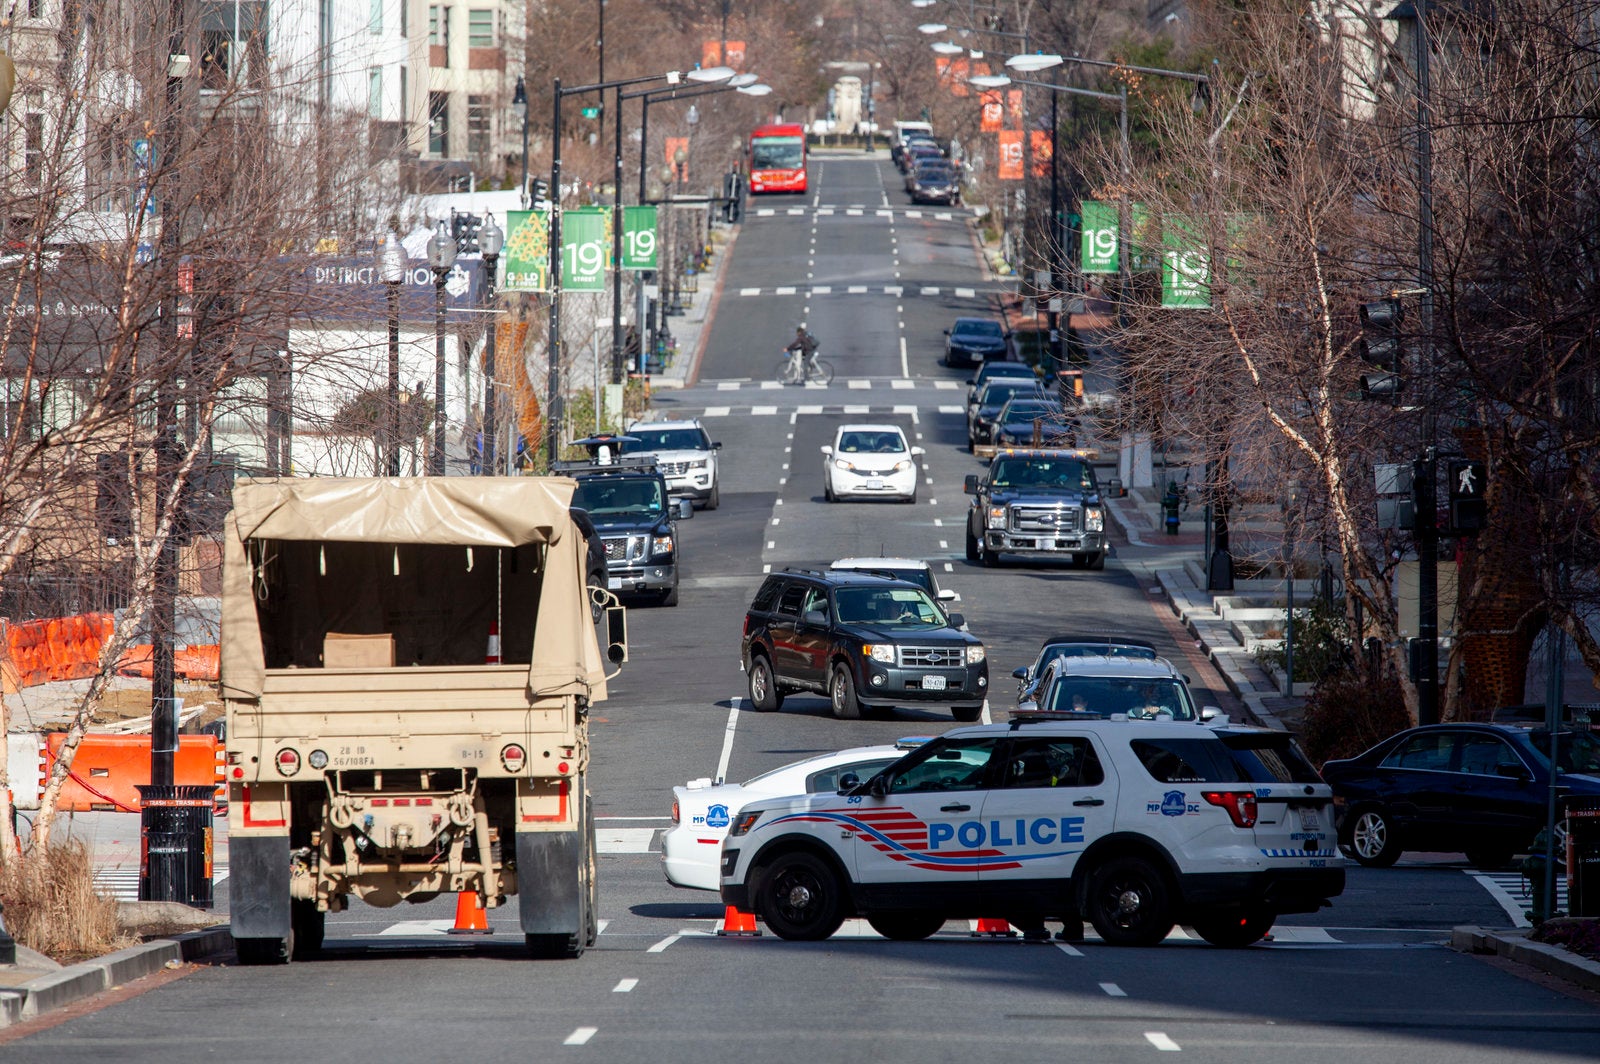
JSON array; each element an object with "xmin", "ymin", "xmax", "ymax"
[
  {"xmin": 1081, "ymin": 201, "xmax": 1118, "ymax": 274},
  {"xmin": 1160, "ymin": 218, "xmax": 1210, "ymax": 309},
  {"xmin": 503, "ymin": 210, "xmax": 550, "ymax": 291},
  {"xmin": 580, "ymin": 106, "xmax": 601, "ymax": 119},
  {"xmin": 621, "ymin": 206, "xmax": 658, "ymax": 271},
  {"xmin": 561, "ymin": 207, "xmax": 607, "ymax": 291}
]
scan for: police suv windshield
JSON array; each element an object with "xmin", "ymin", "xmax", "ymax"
[
  {"xmin": 1045, "ymin": 676, "xmax": 1196, "ymax": 721},
  {"xmin": 628, "ymin": 428, "xmax": 709, "ymax": 451},
  {"xmin": 834, "ymin": 587, "xmax": 946, "ymax": 629},
  {"xmin": 570, "ymin": 478, "xmax": 665, "ymax": 516}
]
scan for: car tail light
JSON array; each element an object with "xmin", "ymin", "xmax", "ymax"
[
  {"xmin": 671, "ymin": 799, "xmax": 680, "ymax": 824},
  {"xmin": 1202, "ymin": 790, "xmax": 1258, "ymax": 828}
]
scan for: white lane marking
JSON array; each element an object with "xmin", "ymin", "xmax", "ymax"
[
  {"xmin": 613, "ymin": 979, "xmax": 638, "ymax": 993},
  {"xmin": 717, "ymin": 381, "xmax": 740, "ymax": 390},
  {"xmin": 598, "ymin": 919, "xmax": 610, "ymax": 934},
  {"xmin": 848, "ymin": 379, "xmax": 871, "ymax": 390},
  {"xmin": 787, "ymin": 207, "xmax": 804, "ymax": 216},
  {"xmin": 703, "ymin": 405, "xmax": 730, "ymax": 417},
  {"xmin": 980, "ymin": 698, "xmax": 992, "ymax": 725},
  {"xmin": 929, "ymin": 498, "xmax": 938, "ymax": 505},
  {"xmin": 776, "ymin": 285, "xmax": 796, "ymax": 295},
  {"xmin": 797, "ymin": 404, "xmax": 823, "ymax": 414},
  {"xmin": 1101, "ymin": 983, "xmax": 1126, "ymax": 997},
  {"xmin": 848, "ymin": 285, "xmax": 868, "ymax": 293},
  {"xmin": 757, "ymin": 208, "xmax": 774, "ymax": 216},
  {"xmin": 939, "ymin": 540, "xmax": 948, "ymax": 549},
  {"xmin": 780, "ymin": 463, "xmax": 789, "ymax": 471},
  {"xmin": 596, "ymin": 828, "xmax": 656, "ymax": 852},
  {"xmin": 891, "ymin": 378, "xmax": 914, "ymax": 389},
  {"xmin": 933, "ymin": 518, "xmax": 944, "ymax": 526},
  {"xmin": 935, "ymin": 212, "xmax": 952, "ymax": 221},
  {"xmin": 955, "ymin": 287, "xmax": 975, "ymax": 298},
  {"xmin": 906, "ymin": 209, "xmax": 923, "ymax": 218},
  {"xmin": 564, "ymin": 1027, "xmax": 599, "ymax": 1046},
  {"xmin": 784, "ymin": 445, "xmax": 792, "ymax": 452},
  {"xmin": 885, "ymin": 285, "xmax": 903, "ymax": 296},
  {"xmin": 813, "ymin": 285, "xmax": 833, "ymax": 294},
  {"xmin": 647, "ymin": 935, "xmax": 680, "ymax": 953},
  {"xmin": 898, "ymin": 321, "xmax": 905, "ymax": 329},
  {"xmin": 843, "ymin": 404, "xmax": 870, "ymax": 414},
  {"xmin": 760, "ymin": 381, "xmax": 782, "ymax": 390},
  {"xmin": 934, "ymin": 381, "xmax": 960, "ymax": 390},
  {"xmin": 1055, "ymin": 941, "xmax": 1084, "ymax": 957},
  {"xmin": 938, "ymin": 404, "xmax": 963, "ymax": 414},
  {"xmin": 716, "ymin": 697, "xmax": 742, "ymax": 786},
  {"xmin": 899, "ymin": 336, "xmax": 909, "ymax": 377},
  {"xmin": 1145, "ymin": 1033, "xmax": 1181, "ymax": 1052},
  {"xmin": 922, "ymin": 286, "xmax": 941, "ymax": 295},
  {"xmin": 817, "ymin": 207, "xmax": 834, "ymax": 215},
  {"xmin": 909, "ymin": 409, "xmax": 920, "ymax": 424},
  {"xmin": 762, "ymin": 563, "xmax": 771, "ymax": 573},
  {"xmin": 752, "ymin": 405, "xmax": 778, "ymax": 415},
  {"xmin": 876, "ymin": 209, "xmax": 892, "ymax": 217},
  {"xmin": 776, "ymin": 496, "xmax": 784, "ymax": 503},
  {"xmin": 943, "ymin": 563, "xmax": 953, "ymax": 572},
  {"xmin": 771, "ymin": 517, "xmax": 781, "ymax": 525},
  {"xmin": 766, "ymin": 541, "xmax": 775, "ymax": 549},
  {"xmin": 847, "ymin": 208, "xmax": 863, "ymax": 216},
  {"xmin": 806, "ymin": 272, "xmax": 813, "ymax": 280},
  {"xmin": 893, "ymin": 405, "xmax": 917, "ymax": 415},
  {"xmin": 375, "ymin": 919, "xmax": 456, "ymax": 936},
  {"xmin": 739, "ymin": 287, "xmax": 760, "ymax": 297}
]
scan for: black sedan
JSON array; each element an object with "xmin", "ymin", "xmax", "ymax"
[
  {"xmin": 907, "ymin": 160, "xmax": 961, "ymax": 205},
  {"xmin": 944, "ymin": 316, "xmax": 1009, "ymax": 367},
  {"xmin": 967, "ymin": 379, "xmax": 1046, "ymax": 454},
  {"xmin": 990, "ymin": 397, "xmax": 1078, "ymax": 450},
  {"xmin": 1320, "ymin": 722, "xmax": 1600, "ymax": 868}
]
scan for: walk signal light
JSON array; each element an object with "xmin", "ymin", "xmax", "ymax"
[{"xmin": 1447, "ymin": 459, "xmax": 1486, "ymax": 534}]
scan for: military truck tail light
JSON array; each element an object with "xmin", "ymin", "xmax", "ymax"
[
  {"xmin": 1202, "ymin": 790, "xmax": 1258, "ymax": 829},
  {"xmin": 501, "ymin": 744, "xmax": 527, "ymax": 772},
  {"xmin": 275, "ymin": 748, "xmax": 301, "ymax": 776}
]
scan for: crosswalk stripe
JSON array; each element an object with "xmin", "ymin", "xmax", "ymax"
[{"xmin": 1472, "ymin": 869, "xmax": 1566, "ymax": 927}]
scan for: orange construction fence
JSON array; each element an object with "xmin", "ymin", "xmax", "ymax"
[
  {"xmin": 40, "ymin": 732, "xmax": 227, "ymax": 813},
  {"xmin": 115, "ymin": 644, "xmax": 220, "ymax": 682},
  {"xmin": 0, "ymin": 612, "xmax": 117, "ymax": 691}
]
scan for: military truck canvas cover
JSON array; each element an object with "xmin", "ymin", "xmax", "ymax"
[{"xmin": 221, "ymin": 476, "xmax": 607, "ymax": 701}]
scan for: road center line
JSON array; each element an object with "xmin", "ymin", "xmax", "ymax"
[
  {"xmin": 1145, "ymin": 1032, "xmax": 1181, "ymax": 1051},
  {"xmin": 1100, "ymin": 982, "xmax": 1126, "ymax": 996},
  {"xmin": 613, "ymin": 978, "xmax": 638, "ymax": 993},
  {"xmin": 1054, "ymin": 941, "xmax": 1083, "ymax": 957},
  {"xmin": 564, "ymin": 1027, "xmax": 598, "ymax": 1045},
  {"xmin": 715, "ymin": 698, "xmax": 742, "ymax": 784},
  {"xmin": 899, "ymin": 336, "xmax": 909, "ymax": 378},
  {"xmin": 646, "ymin": 934, "xmax": 681, "ymax": 953}
]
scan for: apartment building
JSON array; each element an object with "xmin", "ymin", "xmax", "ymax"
[{"xmin": 416, "ymin": 1, "xmax": 523, "ymax": 188}]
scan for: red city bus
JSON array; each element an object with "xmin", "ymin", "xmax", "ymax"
[{"xmin": 748, "ymin": 123, "xmax": 808, "ymax": 194}]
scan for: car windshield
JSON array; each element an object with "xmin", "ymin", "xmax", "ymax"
[
  {"xmin": 918, "ymin": 164, "xmax": 955, "ymax": 177},
  {"xmin": 837, "ymin": 430, "xmax": 907, "ymax": 454},
  {"xmin": 752, "ymin": 137, "xmax": 804, "ymax": 169},
  {"xmin": 571, "ymin": 478, "xmax": 665, "ymax": 516},
  {"xmin": 1039, "ymin": 643, "xmax": 1158, "ymax": 670},
  {"xmin": 834, "ymin": 587, "xmax": 946, "ymax": 628},
  {"xmin": 1003, "ymin": 401, "xmax": 1060, "ymax": 421},
  {"xmin": 956, "ymin": 321, "xmax": 1005, "ymax": 339},
  {"xmin": 627, "ymin": 428, "xmax": 707, "ymax": 451},
  {"xmin": 1526, "ymin": 729, "xmax": 1600, "ymax": 774},
  {"xmin": 979, "ymin": 382, "xmax": 1040, "ymax": 407},
  {"xmin": 837, "ymin": 566, "xmax": 934, "ymax": 595},
  {"xmin": 988, "ymin": 458, "xmax": 1092, "ymax": 490},
  {"xmin": 1044, "ymin": 676, "xmax": 1196, "ymax": 721}
]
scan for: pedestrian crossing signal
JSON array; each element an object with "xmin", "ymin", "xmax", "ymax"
[{"xmin": 1447, "ymin": 459, "xmax": 1486, "ymax": 535}]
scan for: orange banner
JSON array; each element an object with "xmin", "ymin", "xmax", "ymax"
[
  {"xmin": 998, "ymin": 130, "xmax": 1023, "ymax": 180},
  {"xmin": 703, "ymin": 39, "xmax": 746, "ymax": 70},
  {"xmin": 1031, "ymin": 130, "xmax": 1053, "ymax": 176},
  {"xmin": 979, "ymin": 90, "xmax": 1002, "ymax": 132},
  {"xmin": 1007, "ymin": 90, "xmax": 1023, "ymax": 127}
]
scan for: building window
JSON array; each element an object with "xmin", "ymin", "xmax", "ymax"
[
  {"xmin": 369, "ymin": 68, "xmax": 383, "ymax": 118},
  {"xmin": 429, "ymin": 5, "xmax": 449, "ymax": 46},
  {"xmin": 468, "ymin": 8, "xmax": 494, "ymax": 48},
  {"xmin": 369, "ymin": 0, "xmax": 383, "ymax": 34},
  {"xmin": 24, "ymin": 113, "xmax": 44, "ymax": 184},
  {"xmin": 400, "ymin": 67, "xmax": 408, "ymax": 127},
  {"xmin": 401, "ymin": 0, "xmax": 408, "ymax": 37},
  {"xmin": 467, "ymin": 95, "xmax": 490, "ymax": 154},
  {"xmin": 428, "ymin": 91, "xmax": 450, "ymax": 155},
  {"xmin": 25, "ymin": 0, "xmax": 43, "ymax": 18}
]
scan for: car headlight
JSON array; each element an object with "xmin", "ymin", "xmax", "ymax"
[
  {"xmin": 864, "ymin": 644, "xmax": 895, "ymax": 664},
  {"xmin": 892, "ymin": 460, "xmax": 913, "ymax": 472},
  {"xmin": 729, "ymin": 810, "xmax": 763, "ymax": 837},
  {"xmin": 689, "ymin": 459, "xmax": 709, "ymax": 469},
  {"xmin": 834, "ymin": 458, "xmax": 854, "ymax": 471},
  {"xmin": 966, "ymin": 645, "xmax": 986, "ymax": 665},
  {"xmin": 1085, "ymin": 507, "xmax": 1104, "ymax": 532},
  {"xmin": 986, "ymin": 506, "xmax": 1007, "ymax": 529},
  {"xmin": 652, "ymin": 534, "xmax": 674, "ymax": 556}
]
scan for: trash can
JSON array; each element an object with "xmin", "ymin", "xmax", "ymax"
[
  {"xmin": 137, "ymin": 784, "xmax": 215, "ymax": 909},
  {"xmin": 1567, "ymin": 796, "xmax": 1600, "ymax": 918},
  {"xmin": 1162, "ymin": 484, "xmax": 1183, "ymax": 534}
]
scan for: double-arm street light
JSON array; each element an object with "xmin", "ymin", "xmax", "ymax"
[
  {"xmin": 546, "ymin": 65, "xmax": 734, "ymax": 467},
  {"xmin": 513, "ymin": 76, "xmax": 531, "ymax": 207},
  {"xmin": 377, "ymin": 231, "xmax": 408, "ymax": 476},
  {"xmin": 425, "ymin": 220, "xmax": 457, "ymax": 475}
]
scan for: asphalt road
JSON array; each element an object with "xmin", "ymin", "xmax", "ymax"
[{"xmin": 8, "ymin": 153, "xmax": 1598, "ymax": 1064}]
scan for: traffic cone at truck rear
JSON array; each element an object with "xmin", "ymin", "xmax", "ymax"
[
  {"xmin": 716, "ymin": 905, "xmax": 761, "ymax": 937},
  {"xmin": 485, "ymin": 621, "xmax": 501, "ymax": 665},
  {"xmin": 972, "ymin": 917, "xmax": 1017, "ymax": 937},
  {"xmin": 447, "ymin": 891, "xmax": 492, "ymax": 935}
]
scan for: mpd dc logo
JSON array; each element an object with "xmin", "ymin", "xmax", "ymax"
[
  {"xmin": 705, "ymin": 804, "xmax": 730, "ymax": 829},
  {"xmin": 1147, "ymin": 790, "xmax": 1199, "ymax": 817}
]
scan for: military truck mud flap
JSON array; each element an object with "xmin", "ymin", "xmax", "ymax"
[
  {"xmin": 231, "ymin": 834, "xmax": 291, "ymax": 961},
  {"xmin": 517, "ymin": 830, "xmax": 584, "ymax": 936}
]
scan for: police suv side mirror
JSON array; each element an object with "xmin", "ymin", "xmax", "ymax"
[
  {"xmin": 963, "ymin": 474, "xmax": 980, "ymax": 494},
  {"xmin": 676, "ymin": 497, "xmax": 694, "ymax": 519},
  {"xmin": 869, "ymin": 774, "xmax": 890, "ymax": 798}
]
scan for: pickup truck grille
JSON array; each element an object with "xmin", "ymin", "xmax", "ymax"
[
  {"xmin": 1010, "ymin": 504, "xmax": 1080, "ymax": 534},
  {"xmin": 602, "ymin": 535, "xmax": 644, "ymax": 563},
  {"xmin": 898, "ymin": 646, "xmax": 964, "ymax": 668}
]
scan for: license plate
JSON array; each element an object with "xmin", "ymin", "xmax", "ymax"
[
  {"xmin": 867, "ymin": 479, "xmax": 885, "ymax": 490},
  {"xmin": 1300, "ymin": 809, "xmax": 1321, "ymax": 832},
  {"xmin": 922, "ymin": 675, "xmax": 947, "ymax": 691},
  {"xmin": 606, "ymin": 577, "xmax": 622, "ymax": 590}
]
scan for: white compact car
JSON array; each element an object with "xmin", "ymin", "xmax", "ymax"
[
  {"xmin": 821, "ymin": 424, "xmax": 923, "ymax": 503},
  {"xmin": 829, "ymin": 557, "xmax": 958, "ymax": 604},
  {"xmin": 627, "ymin": 418, "xmax": 721, "ymax": 509},
  {"xmin": 663, "ymin": 739, "xmax": 927, "ymax": 890},
  {"xmin": 720, "ymin": 719, "xmax": 1343, "ymax": 945}
]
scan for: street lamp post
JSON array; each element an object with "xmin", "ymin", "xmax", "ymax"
[
  {"xmin": 426, "ymin": 220, "xmax": 456, "ymax": 475},
  {"xmin": 479, "ymin": 213, "xmax": 504, "ymax": 475},
  {"xmin": 377, "ymin": 231, "xmax": 407, "ymax": 476},
  {"xmin": 513, "ymin": 76, "xmax": 529, "ymax": 207}
]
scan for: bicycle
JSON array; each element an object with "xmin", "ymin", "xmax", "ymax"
[{"xmin": 774, "ymin": 351, "xmax": 835, "ymax": 386}]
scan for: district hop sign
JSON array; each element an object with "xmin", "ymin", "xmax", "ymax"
[{"xmin": 503, "ymin": 210, "xmax": 550, "ymax": 291}]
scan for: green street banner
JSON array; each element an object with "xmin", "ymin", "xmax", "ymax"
[
  {"xmin": 1080, "ymin": 201, "xmax": 1119, "ymax": 274},
  {"xmin": 562, "ymin": 207, "xmax": 608, "ymax": 290},
  {"xmin": 621, "ymin": 206, "xmax": 658, "ymax": 271},
  {"xmin": 1161, "ymin": 217, "xmax": 1210, "ymax": 308},
  {"xmin": 503, "ymin": 210, "xmax": 549, "ymax": 291}
]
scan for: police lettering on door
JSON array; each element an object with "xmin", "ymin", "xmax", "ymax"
[{"xmin": 929, "ymin": 816, "xmax": 1086, "ymax": 849}]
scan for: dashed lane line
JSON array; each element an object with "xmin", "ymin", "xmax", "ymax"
[{"xmin": 564, "ymin": 1027, "xmax": 598, "ymax": 1046}]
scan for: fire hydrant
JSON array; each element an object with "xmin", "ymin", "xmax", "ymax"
[{"xmin": 1163, "ymin": 483, "xmax": 1183, "ymax": 535}]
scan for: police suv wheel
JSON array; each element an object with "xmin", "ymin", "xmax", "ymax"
[
  {"xmin": 1189, "ymin": 908, "xmax": 1274, "ymax": 948},
  {"xmin": 866, "ymin": 912, "xmax": 945, "ymax": 941},
  {"xmin": 756, "ymin": 852, "xmax": 846, "ymax": 941},
  {"xmin": 1085, "ymin": 856, "xmax": 1174, "ymax": 946}
]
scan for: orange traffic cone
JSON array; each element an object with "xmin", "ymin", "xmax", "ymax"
[
  {"xmin": 715, "ymin": 904, "xmax": 762, "ymax": 937},
  {"xmin": 485, "ymin": 621, "xmax": 501, "ymax": 665},
  {"xmin": 972, "ymin": 917, "xmax": 1017, "ymax": 938},
  {"xmin": 447, "ymin": 891, "xmax": 492, "ymax": 935}
]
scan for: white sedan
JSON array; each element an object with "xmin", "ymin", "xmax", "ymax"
[
  {"xmin": 662, "ymin": 739, "xmax": 926, "ymax": 890},
  {"xmin": 821, "ymin": 424, "xmax": 923, "ymax": 503}
]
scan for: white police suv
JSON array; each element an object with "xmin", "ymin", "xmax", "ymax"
[{"xmin": 719, "ymin": 717, "xmax": 1343, "ymax": 946}]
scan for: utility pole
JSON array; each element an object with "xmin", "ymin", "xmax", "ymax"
[{"xmin": 1413, "ymin": 5, "xmax": 1439, "ymax": 726}]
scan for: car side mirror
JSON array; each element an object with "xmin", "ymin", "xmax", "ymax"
[
  {"xmin": 943, "ymin": 329, "xmax": 951, "ymax": 336},
  {"xmin": 676, "ymin": 497, "xmax": 694, "ymax": 519},
  {"xmin": 713, "ymin": 441, "xmax": 722, "ymax": 449},
  {"xmin": 1200, "ymin": 705, "xmax": 1225, "ymax": 724},
  {"xmin": 964, "ymin": 474, "xmax": 980, "ymax": 494},
  {"xmin": 820, "ymin": 445, "xmax": 833, "ymax": 456},
  {"xmin": 1497, "ymin": 763, "xmax": 1533, "ymax": 782},
  {"xmin": 1011, "ymin": 666, "xmax": 1028, "ymax": 680},
  {"xmin": 910, "ymin": 446, "xmax": 925, "ymax": 457},
  {"xmin": 965, "ymin": 378, "xmax": 976, "ymax": 386},
  {"xmin": 869, "ymin": 774, "xmax": 890, "ymax": 798},
  {"xmin": 803, "ymin": 609, "xmax": 827, "ymax": 626},
  {"xmin": 937, "ymin": 588, "xmax": 956, "ymax": 602},
  {"xmin": 945, "ymin": 612, "xmax": 964, "ymax": 629},
  {"xmin": 837, "ymin": 772, "xmax": 861, "ymax": 794}
]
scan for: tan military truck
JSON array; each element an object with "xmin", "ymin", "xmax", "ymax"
[{"xmin": 222, "ymin": 477, "xmax": 621, "ymax": 964}]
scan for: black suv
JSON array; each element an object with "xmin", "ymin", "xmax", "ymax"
[
  {"xmin": 563, "ymin": 454, "xmax": 692, "ymax": 606},
  {"xmin": 742, "ymin": 569, "xmax": 988, "ymax": 721}
]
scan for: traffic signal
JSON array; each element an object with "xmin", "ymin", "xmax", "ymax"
[
  {"xmin": 531, "ymin": 177, "xmax": 551, "ymax": 204},
  {"xmin": 1358, "ymin": 298, "xmax": 1404, "ymax": 400},
  {"xmin": 451, "ymin": 211, "xmax": 483, "ymax": 255},
  {"xmin": 1447, "ymin": 459, "xmax": 1486, "ymax": 534}
]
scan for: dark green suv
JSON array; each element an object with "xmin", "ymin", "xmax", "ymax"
[{"xmin": 741, "ymin": 569, "xmax": 988, "ymax": 721}]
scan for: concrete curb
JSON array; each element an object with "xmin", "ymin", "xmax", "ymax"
[
  {"xmin": 0, "ymin": 926, "xmax": 232, "ymax": 1027},
  {"xmin": 1451, "ymin": 926, "xmax": 1600, "ymax": 993}
]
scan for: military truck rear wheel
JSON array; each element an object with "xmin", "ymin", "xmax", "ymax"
[{"xmin": 235, "ymin": 935, "xmax": 291, "ymax": 966}]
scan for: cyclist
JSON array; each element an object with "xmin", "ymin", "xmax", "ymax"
[{"xmin": 784, "ymin": 327, "xmax": 820, "ymax": 379}]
